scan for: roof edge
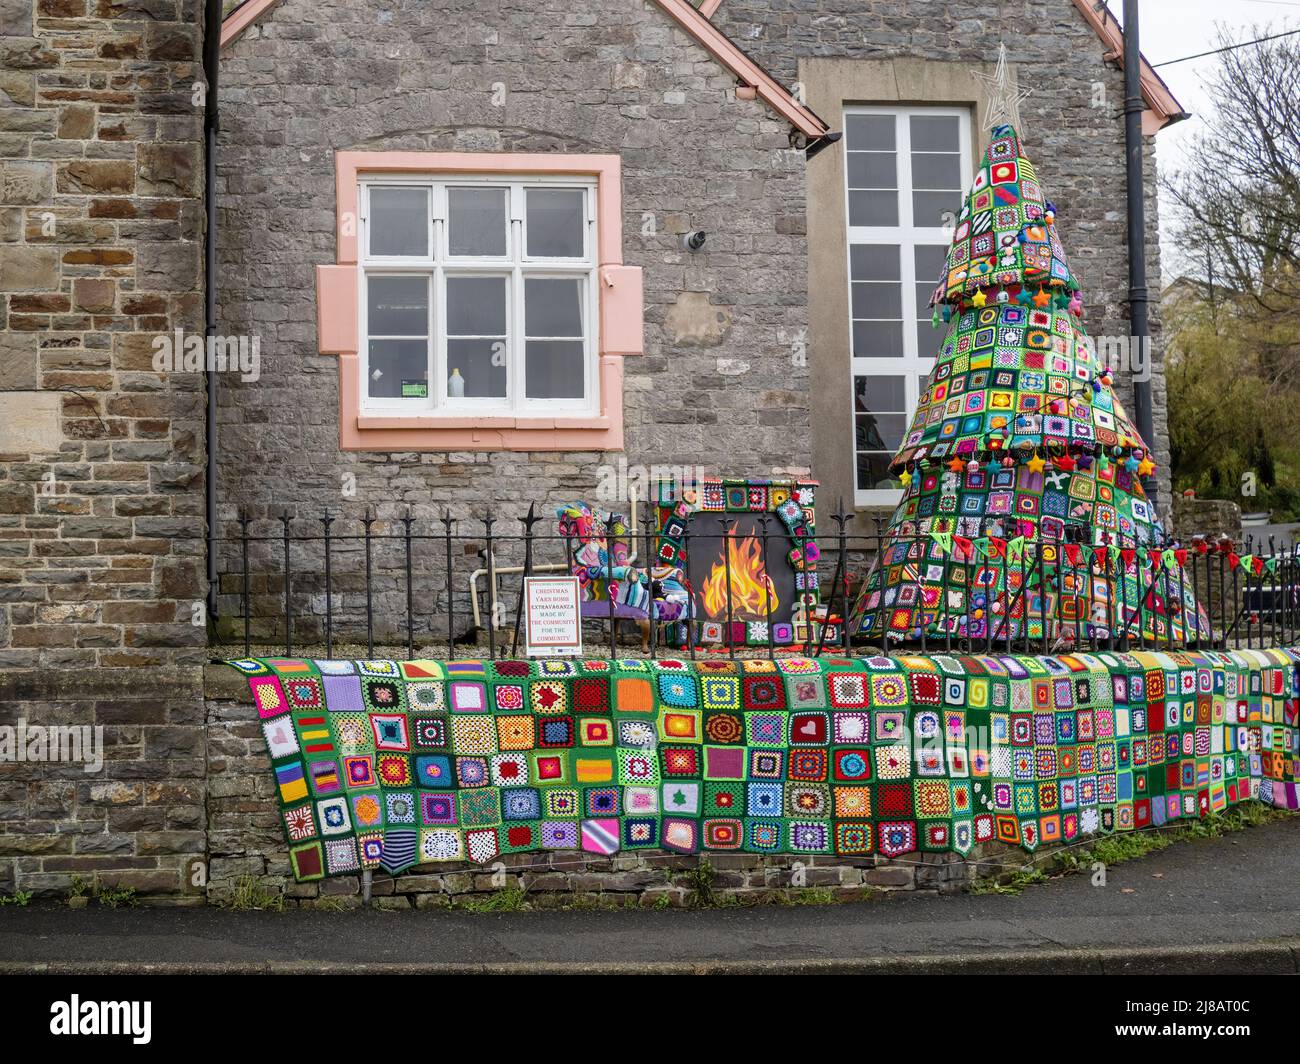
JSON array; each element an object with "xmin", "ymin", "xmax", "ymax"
[
  {"xmin": 220, "ymin": 0, "xmax": 281, "ymax": 48},
  {"xmin": 1069, "ymin": 0, "xmax": 1190, "ymax": 132},
  {"xmin": 650, "ymin": 0, "xmax": 830, "ymax": 140}
]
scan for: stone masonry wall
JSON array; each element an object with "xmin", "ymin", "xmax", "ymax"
[
  {"xmin": 211, "ymin": 0, "xmax": 815, "ymax": 646},
  {"xmin": 715, "ymin": 0, "xmax": 1175, "ymax": 505},
  {"xmin": 0, "ymin": 0, "xmax": 208, "ymax": 899}
]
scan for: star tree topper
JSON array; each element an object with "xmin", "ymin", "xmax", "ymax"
[{"xmin": 974, "ymin": 42, "xmax": 1032, "ymax": 131}]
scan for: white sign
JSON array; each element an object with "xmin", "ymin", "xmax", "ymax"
[{"xmin": 524, "ymin": 576, "xmax": 583, "ymax": 657}]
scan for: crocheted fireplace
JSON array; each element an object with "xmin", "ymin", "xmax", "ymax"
[{"xmin": 654, "ymin": 478, "xmax": 822, "ymax": 649}]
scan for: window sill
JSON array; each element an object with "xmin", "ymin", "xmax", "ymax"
[
  {"xmin": 356, "ymin": 414, "xmax": 609, "ymax": 431},
  {"xmin": 335, "ymin": 353, "xmax": 625, "ymax": 453},
  {"xmin": 343, "ymin": 418, "xmax": 622, "ymax": 452},
  {"xmin": 340, "ymin": 365, "xmax": 625, "ymax": 454}
]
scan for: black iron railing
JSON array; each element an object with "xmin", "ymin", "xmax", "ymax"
[{"xmin": 212, "ymin": 503, "xmax": 1300, "ymax": 659}]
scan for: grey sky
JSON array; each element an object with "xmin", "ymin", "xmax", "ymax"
[{"xmin": 1117, "ymin": 0, "xmax": 1300, "ymax": 278}]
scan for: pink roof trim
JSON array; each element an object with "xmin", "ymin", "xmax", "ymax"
[
  {"xmin": 220, "ymin": 0, "xmax": 281, "ymax": 48},
  {"xmin": 649, "ymin": 0, "xmax": 829, "ymax": 138},
  {"xmin": 1069, "ymin": 0, "xmax": 1189, "ymax": 133}
]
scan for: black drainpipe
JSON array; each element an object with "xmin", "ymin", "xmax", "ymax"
[
  {"xmin": 203, "ymin": 0, "xmax": 221, "ymax": 622},
  {"xmin": 1122, "ymin": 0, "xmax": 1156, "ymax": 508}
]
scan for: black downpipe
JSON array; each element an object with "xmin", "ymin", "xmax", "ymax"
[
  {"xmin": 203, "ymin": 0, "xmax": 221, "ymax": 622},
  {"xmin": 1122, "ymin": 0, "xmax": 1157, "ymax": 508}
]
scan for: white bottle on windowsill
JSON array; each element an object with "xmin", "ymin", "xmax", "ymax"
[{"xmin": 448, "ymin": 367, "xmax": 465, "ymax": 398}]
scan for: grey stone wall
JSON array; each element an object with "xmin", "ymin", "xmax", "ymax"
[
  {"xmin": 712, "ymin": 0, "xmax": 1174, "ymax": 507},
  {"xmin": 0, "ymin": 667, "xmax": 206, "ymax": 900},
  {"xmin": 0, "ymin": 0, "xmax": 209, "ymax": 898},
  {"xmin": 0, "ymin": 0, "xmax": 208, "ymax": 670}
]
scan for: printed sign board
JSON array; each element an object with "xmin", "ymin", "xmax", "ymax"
[{"xmin": 523, "ymin": 576, "xmax": 582, "ymax": 657}]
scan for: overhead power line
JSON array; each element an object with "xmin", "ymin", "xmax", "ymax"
[{"xmin": 1152, "ymin": 26, "xmax": 1300, "ymax": 67}]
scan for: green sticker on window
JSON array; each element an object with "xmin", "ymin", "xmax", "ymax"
[{"xmin": 401, "ymin": 380, "xmax": 428, "ymax": 398}]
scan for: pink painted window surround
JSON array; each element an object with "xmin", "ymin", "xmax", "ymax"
[{"xmin": 316, "ymin": 152, "xmax": 642, "ymax": 452}]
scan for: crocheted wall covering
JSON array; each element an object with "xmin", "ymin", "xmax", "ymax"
[{"xmin": 227, "ymin": 649, "xmax": 1300, "ymax": 881}]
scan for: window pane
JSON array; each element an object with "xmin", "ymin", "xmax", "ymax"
[
  {"xmin": 910, "ymin": 152, "xmax": 961, "ymax": 189},
  {"xmin": 848, "ymin": 190, "xmax": 898, "ymax": 227},
  {"xmin": 856, "ymin": 412, "xmax": 905, "ymax": 451},
  {"xmin": 448, "ymin": 338, "xmax": 507, "ymax": 398},
  {"xmin": 845, "ymin": 114, "xmax": 895, "ymax": 151},
  {"xmin": 846, "ymin": 152, "xmax": 896, "ymax": 190},
  {"xmin": 526, "ymin": 188, "xmax": 585, "ymax": 258},
  {"xmin": 446, "ymin": 276, "xmax": 507, "ymax": 335},
  {"xmin": 369, "ymin": 187, "xmax": 428, "ymax": 257},
  {"xmin": 854, "ymin": 374, "xmax": 906, "ymax": 413},
  {"xmin": 915, "ymin": 244, "xmax": 946, "ymax": 340},
  {"xmin": 850, "ymin": 244, "xmax": 900, "ymax": 281},
  {"xmin": 910, "ymin": 114, "xmax": 959, "ymax": 153},
  {"xmin": 526, "ymin": 340, "xmax": 585, "ymax": 399},
  {"xmin": 368, "ymin": 338, "xmax": 427, "ymax": 399},
  {"xmin": 916, "ymin": 322, "xmax": 940, "ymax": 358},
  {"xmin": 915, "ymin": 282, "xmax": 934, "ymax": 316},
  {"xmin": 855, "ymin": 365, "xmax": 907, "ymax": 489},
  {"xmin": 856, "ymin": 452, "xmax": 899, "ymax": 491},
  {"xmin": 912, "ymin": 189, "xmax": 961, "ymax": 227},
  {"xmin": 851, "ymin": 281, "xmax": 901, "ymax": 320},
  {"xmin": 852, "ymin": 321, "xmax": 904, "ymax": 359},
  {"xmin": 914, "ymin": 244, "xmax": 947, "ymax": 289},
  {"xmin": 525, "ymin": 277, "xmax": 583, "ymax": 337},
  {"xmin": 367, "ymin": 276, "xmax": 428, "ymax": 336},
  {"xmin": 448, "ymin": 187, "xmax": 507, "ymax": 257}
]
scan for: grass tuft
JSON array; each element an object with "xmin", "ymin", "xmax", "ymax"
[
  {"xmin": 453, "ymin": 886, "xmax": 531, "ymax": 913},
  {"xmin": 92, "ymin": 883, "xmax": 138, "ymax": 909},
  {"xmin": 682, "ymin": 858, "xmax": 718, "ymax": 909},
  {"xmin": 227, "ymin": 875, "xmax": 285, "ymax": 912}
]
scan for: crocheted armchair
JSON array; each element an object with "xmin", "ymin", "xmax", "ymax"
[{"xmin": 555, "ymin": 502, "xmax": 691, "ymax": 622}]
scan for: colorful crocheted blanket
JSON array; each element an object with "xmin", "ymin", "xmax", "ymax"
[{"xmin": 227, "ymin": 649, "xmax": 1300, "ymax": 882}]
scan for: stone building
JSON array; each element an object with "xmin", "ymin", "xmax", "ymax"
[{"xmin": 0, "ymin": 0, "xmax": 1185, "ymax": 900}]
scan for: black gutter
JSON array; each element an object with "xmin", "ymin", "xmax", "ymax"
[
  {"xmin": 1122, "ymin": 0, "xmax": 1157, "ymax": 507},
  {"xmin": 805, "ymin": 130, "xmax": 842, "ymax": 160},
  {"xmin": 203, "ymin": 0, "xmax": 221, "ymax": 622}
]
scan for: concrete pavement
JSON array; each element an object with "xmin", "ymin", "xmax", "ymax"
[{"xmin": 4, "ymin": 818, "xmax": 1300, "ymax": 974}]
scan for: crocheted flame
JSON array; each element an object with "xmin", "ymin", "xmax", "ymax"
[{"xmin": 701, "ymin": 531, "xmax": 780, "ymax": 621}]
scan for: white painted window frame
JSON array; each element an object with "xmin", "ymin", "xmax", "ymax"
[
  {"xmin": 844, "ymin": 104, "xmax": 972, "ymax": 507},
  {"xmin": 357, "ymin": 173, "xmax": 599, "ymax": 418}
]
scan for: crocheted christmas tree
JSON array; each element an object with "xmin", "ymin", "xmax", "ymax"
[{"xmin": 850, "ymin": 124, "xmax": 1206, "ymax": 646}]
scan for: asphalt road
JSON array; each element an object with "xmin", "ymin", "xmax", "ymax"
[{"xmin": 4, "ymin": 818, "xmax": 1300, "ymax": 973}]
